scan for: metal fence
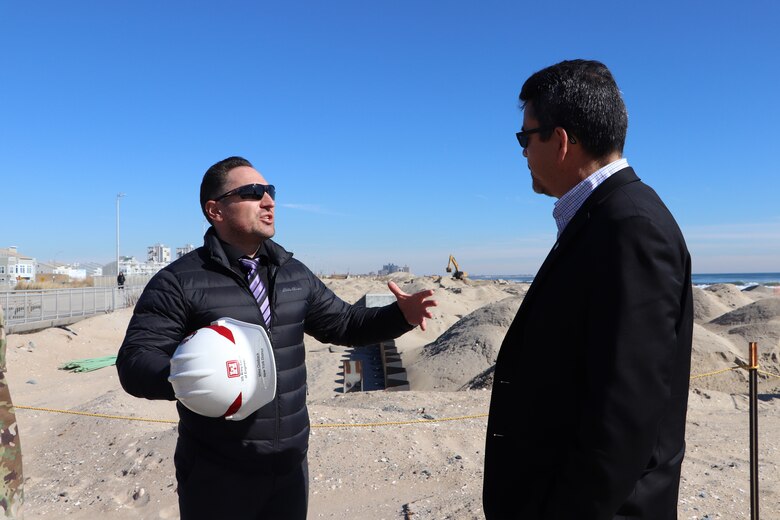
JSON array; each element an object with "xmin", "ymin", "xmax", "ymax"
[{"xmin": 1, "ymin": 284, "xmax": 146, "ymax": 334}]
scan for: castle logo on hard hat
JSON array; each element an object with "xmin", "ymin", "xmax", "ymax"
[{"xmin": 226, "ymin": 360, "xmax": 241, "ymax": 378}]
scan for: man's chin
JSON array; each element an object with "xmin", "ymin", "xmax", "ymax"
[{"xmin": 532, "ymin": 180, "xmax": 549, "ymax": 197}]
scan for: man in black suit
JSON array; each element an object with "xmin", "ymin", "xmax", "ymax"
[{"xmin": 483, "ymin": 60, "xmax": 693, "ymax": 519}]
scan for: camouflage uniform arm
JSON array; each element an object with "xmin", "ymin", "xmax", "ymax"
[{"xmin": 0, "ymin": 304, "xmax": 24, "ymax": 518}]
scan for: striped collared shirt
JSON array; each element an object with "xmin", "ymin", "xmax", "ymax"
[{"xmin": 553, "ymin": 158, "xmax": 629, "ymax": 236}]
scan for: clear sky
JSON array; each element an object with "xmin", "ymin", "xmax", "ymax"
[{"xmin": 2, "ymin": 1, "xmax": 778, "ymax": 275}]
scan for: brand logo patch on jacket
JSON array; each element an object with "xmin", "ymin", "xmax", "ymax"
[{"xmin": 276, "ymin": 282, "xmax": 308, "ymax": 304}]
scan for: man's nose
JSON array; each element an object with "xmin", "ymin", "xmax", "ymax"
[{"xmin": 523, "ymin": 148, "xmax": 528, "ymax": 158}]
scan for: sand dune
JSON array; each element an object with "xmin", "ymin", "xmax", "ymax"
[
  {"xmin": 710, "ymin": 299, "xmax": 780, "ymax": 326},
  {"xmin": 703, "ymin": 283, "xmax": 757, "ymax": 309},
  {"xmin": 406, "ymin": 296, "xmax": 521, "ymax": 391},
  {"xmin": 693, "ymin": 286, "xmax": 731, "ymax": 322}
]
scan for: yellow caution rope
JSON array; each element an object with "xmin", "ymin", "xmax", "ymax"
[
  {"xmin": 14, "ymin": 364, "xmax": 780, "ymax": 427},
  {"xmin": 14, "ymin": 404, "xmax": 486, "ymax": 428}
]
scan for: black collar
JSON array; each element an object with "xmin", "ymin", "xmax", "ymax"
[
  {"xmin": 220, "ymin": 240, "xmax": 270, "ymax": 271},
  {"xmin": 204, "ymin": 226, "xmax": 292, "ymax": 268}
]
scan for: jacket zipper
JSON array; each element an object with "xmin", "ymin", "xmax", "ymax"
[
  {"xmin": 268, "ymin": 263, "xmax": 280, "ymax": 450},
  {"xmin": 219, "ymin": 249, "xmax": 285, "ymax": 450}
]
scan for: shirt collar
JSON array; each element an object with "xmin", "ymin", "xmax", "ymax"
[
  {"xmin": 552, "ymin": 158, "xmax": 629, "ymax": 236},
  {"xmin": 219, "ymin": 239, "xmax": 269, "ymax": 270}
]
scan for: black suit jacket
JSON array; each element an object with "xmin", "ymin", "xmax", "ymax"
[{"xmin": 483, "ymin": 168, "xmax": 693, "ymax": 519}]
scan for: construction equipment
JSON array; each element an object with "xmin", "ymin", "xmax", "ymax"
[{"xmin": 445, "ymin": 255, "xmax": 468, "ymax": 280}]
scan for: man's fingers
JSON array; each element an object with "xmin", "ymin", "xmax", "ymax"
[{"xmin": 387, "ymin": 281, "xmax": 404, "ymax": 297}]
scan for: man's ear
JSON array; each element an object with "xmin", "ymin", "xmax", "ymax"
[
  {"xmin": 204, "ymin": 200, "xmax": 222, "ymax": 222},
  {"xmin": 555, "ymin": 127, "xmax": 571, "ymax": 163}
]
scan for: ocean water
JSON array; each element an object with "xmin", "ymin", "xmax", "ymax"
[
  {"xmin": 469, "ymin": 274, "xmax": 536, "ymax": 284},
  {"xmin": 689, "ymin": 273, "xmax": 780, "ymax": 288},
  {"xmin": 471, "ymin": 273, "xmax": 780, "ymax": 289}
]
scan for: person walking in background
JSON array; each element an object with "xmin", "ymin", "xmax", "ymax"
[
  {"xmin": 483, "ymin": 60, "xmax": 693, "ymax": 519},
  {"xmin": 0, "ymin": 304, "xmax": 24, "ymax": 518},
  {"xmin": 116, "ymin": 271, "xmax": 125, "ymax": 290},
  {"xmin": 116, "ymin": 156, "xmax": 437, "ymax": 520}
]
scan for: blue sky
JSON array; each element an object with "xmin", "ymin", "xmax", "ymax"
[{"xmin": 2, "ymin": 1, "xmax": 778, "ymax": 275}]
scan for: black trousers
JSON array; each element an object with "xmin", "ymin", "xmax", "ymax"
[{"xmin": 175, "ymin": 442, "xmax": 309, "ymax": 520}]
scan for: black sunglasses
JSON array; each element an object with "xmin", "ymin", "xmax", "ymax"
[
  {"xmin": 214, "ymin": 183, "xmax": 276, "ymax": 202},
  {"xmin": 515, "ymin": 127, "xmax": 552, "ymax": 149}
]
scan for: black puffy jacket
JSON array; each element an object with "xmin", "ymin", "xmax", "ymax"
[{"xmin": 117, "ymin": 229, "xmax": 411, "ymax": 472}]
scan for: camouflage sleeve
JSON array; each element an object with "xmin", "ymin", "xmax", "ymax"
[{"xmin": 0, "ymin": 304, "xmax": 24, "ymax": 518}]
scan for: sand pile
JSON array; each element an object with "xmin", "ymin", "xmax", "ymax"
[
  {"xmin": 708, "ymin": 299, "xmax": 780, "ymax": 356},
  {"xmin": 703, "ymin": 283, "xmax": 756, "ymax": 309},
  {"xmin": 690, "ymin": 285, "xmax": 779, "ymax": 360},
  {"xmin": 689, "ymin": 324, "xmax": 751, "ymax": 394},
  {"xmin": 710, "ymin": 299, "xmax": 780, "ymax": 326},
  {"xmin": 692, "ymin": 286, "xmax": 731, "ymax": 322},
  {"xmin": 689, "ymin": 289, "xmax": 780, "ymax": 395},
  {"xmin": 405, "ymin": 296, "xmax": 521, "ymax": 391},
  {"xmin": 743, "ymin": 284, "xmax": 780, "ymax": 298},
  {"xmin": 5, "ymin": 278, "xmax": 780, "ymax": 519}
]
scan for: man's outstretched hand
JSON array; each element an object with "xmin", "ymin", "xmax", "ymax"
[{"xmin": 388, "ymin": 281, "xmax": 438, "ymax": 331}]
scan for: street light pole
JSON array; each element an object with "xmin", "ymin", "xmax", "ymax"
[
  {"xmin": 116, "ymin": 193, "xmax": 125, "ymax": 276},
  {"xmin": 114, "ymin": 193, "xmax": 125, "ymax": 311}
]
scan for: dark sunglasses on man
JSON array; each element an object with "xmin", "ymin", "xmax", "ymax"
[
  {"xmin": 214, "ymin": 184, "xmax": 276, "ymax": 202},
  {"xmin": 515, "ymin": 127, "xmax": 550, "ymax": 149},
  {"xmin": 516, "ymin": 127, "xmax": 576, "ymax": 149}
]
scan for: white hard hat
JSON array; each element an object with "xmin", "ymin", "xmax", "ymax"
[{"xmin": 168, "ymin": 317, "xmax": 276, "ymax": 421}]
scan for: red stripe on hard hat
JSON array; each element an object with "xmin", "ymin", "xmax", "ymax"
[
  {"xmin": 206, "ymin": 324, "xmax": 235, "ymax": 344},
  {"xmin": 223, "ymin": 393, "xmax": 242, "ymax": 417}
]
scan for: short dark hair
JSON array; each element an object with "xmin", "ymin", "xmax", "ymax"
[
  {"xmin": 519, "ymin": 59, "xmax": 628, "ymax": 158},
  {"xmin": 200, "ymin": 156, "xmax": 253, "ymax": 222}
]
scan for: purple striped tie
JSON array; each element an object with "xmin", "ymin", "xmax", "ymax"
[{"xmin": 239, "ymin": 257, "xmax": 271, "ymax": 326}]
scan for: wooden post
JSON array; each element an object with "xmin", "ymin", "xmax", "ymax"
[{"xmin": 748, "ymin": 341, "xmax": 759, "ymax": 520}]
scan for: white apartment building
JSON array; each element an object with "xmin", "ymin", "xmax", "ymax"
[
  {"xmin": 106, "ymin": 243, "xmax": 195, "ymax": 277},
  {"xmin": 0, "ymin": 246, "xmax": 37, "ymax": 287},
  {"xmin": 147, "ymin": 243, "xmax": 171, "ymax": 263},
  {"xmin": 53, "ymin": 266, "xmax": 87, "ymax": 280},
  {"xmin": 176, "ymin": 244, "xmax": 195, "ymax": 259},
  {"xmin": 36, "ymin": 261, "xmax": 86, "ymax": 279}
]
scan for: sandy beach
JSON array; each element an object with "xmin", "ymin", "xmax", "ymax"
[{"xmin": 6, "ymin": 275, "xmax": 780, "ymax": 519}]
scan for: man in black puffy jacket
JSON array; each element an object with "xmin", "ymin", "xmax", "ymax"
[{"xmin": 117, "ymin": 156, "xmax": 437, "ymax": 520}]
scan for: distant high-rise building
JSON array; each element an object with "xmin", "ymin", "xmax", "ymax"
[
  {"xmin": 378, "ymin": 263, "xmax": 410, "ymax": 276},
  {"xmin": 176, "ymin": 244, "xmax": 195, "ymax": 259},
  {"xmin": 147, "ymin": 243, "xmax": 171, "ymax": 263}
]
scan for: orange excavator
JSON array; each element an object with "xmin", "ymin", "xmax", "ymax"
[{"xmin": 445, "ymin": 255, "xmax": 468, "ymax": 280}]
